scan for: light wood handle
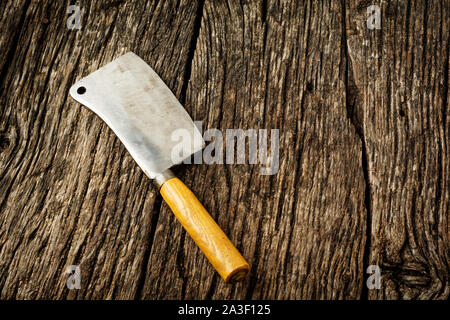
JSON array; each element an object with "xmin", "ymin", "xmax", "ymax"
[{"xmin": 160, "ymin": 177, "xmax": 250, "ymax": 283}]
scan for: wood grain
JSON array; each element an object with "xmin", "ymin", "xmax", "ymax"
[
  {"xmin": 345, "ymin": 0, "xmax": 449, "ymax": 299},
  {"xmin": 0, "ymin": 0, "xmax": 448, "ymax": 299}
]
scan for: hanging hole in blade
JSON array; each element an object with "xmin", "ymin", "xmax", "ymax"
[{"xmin": 77, "ymin": 86, "xmax": 86, "ymax": 95}]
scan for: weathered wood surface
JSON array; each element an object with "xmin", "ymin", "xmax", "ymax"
[{"xmin": 0, "ymin": 0, "xmax": 448, "ymax": 299}]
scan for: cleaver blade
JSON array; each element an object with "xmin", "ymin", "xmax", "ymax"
[{"xmin": 69, "ymin": 52, "xmax": 204, "ymax": 179}]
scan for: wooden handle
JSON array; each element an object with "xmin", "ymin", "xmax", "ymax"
[{"xmin": 160, "ymin": 177, "xmax": 250, "ymax": 283}]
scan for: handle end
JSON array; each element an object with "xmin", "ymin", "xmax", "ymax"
[{"xmin": 225, "ymin": 264, "xmax": 250, "ymax": 283}]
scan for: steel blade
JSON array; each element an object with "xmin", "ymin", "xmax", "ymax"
[{"xmin": 69, "ymin": 52, "xmax": 204, "ymax": 178}]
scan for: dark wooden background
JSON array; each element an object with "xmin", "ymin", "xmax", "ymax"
[{"xmin": 0, "ymin": 0, "xmax": 448, "ymax": 299}]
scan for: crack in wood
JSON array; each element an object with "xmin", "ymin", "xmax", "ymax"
[
  {"xmin": 180, "ymin": 0, "xmax": 204, "ymax": 106},
  {"xmin": 135, "ymin": 192, "xmax": 162, "ymax": 299},
  {"xmin": 341, "ymin": 0, "xmax": 372, "ymax": 300},
  {"xmin": 0, "ymin": 0, "xmax": 30, "ymax": 95}
]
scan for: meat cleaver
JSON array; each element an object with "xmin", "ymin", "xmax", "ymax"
[{"xmin": 69, "ymin": 52, "xmax": 249, "ymax": 283}]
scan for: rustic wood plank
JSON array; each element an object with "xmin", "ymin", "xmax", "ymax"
[
  {"xmin": 345, "ymin": 0, "xmax": 449, "ymax": 299},
  {"xmin": 0, "ymin": 0, "xmax": 447, "ymax": 300},
  {"xmin": 0, "ymin": 0, "xmax": 201, "ymax": 299},
  {"xmin": 140, "ymin": 0, "xmax": 367, "ymax": 299}
]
